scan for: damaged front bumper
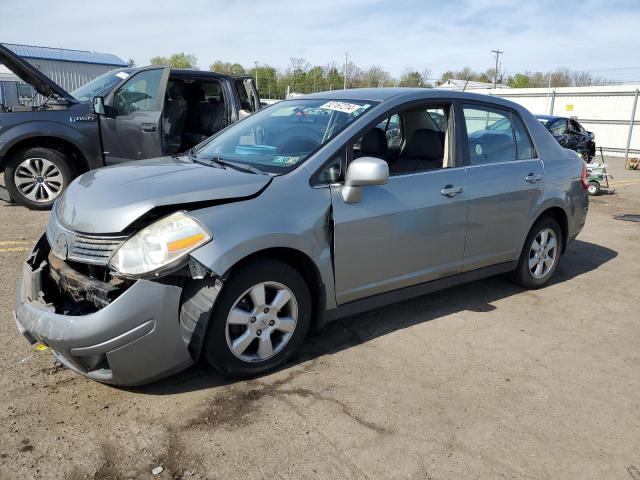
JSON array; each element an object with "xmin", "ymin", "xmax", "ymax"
[{"xmin": 14, "ymin": 235, "xmax": 216, "ymax": 386}]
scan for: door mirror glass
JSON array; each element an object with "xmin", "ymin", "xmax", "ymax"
[
  {"xmin": 342, "ymin": 156, "xmax": 389, "ymax": 203},
  {"xmin": 92, "ymin": 96, "xmax": 105, "ymax": 115}
]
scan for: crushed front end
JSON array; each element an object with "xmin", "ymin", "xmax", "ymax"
[{"xmin": 14, "ymin": 212, "xmax": 220, "ymax": 386}]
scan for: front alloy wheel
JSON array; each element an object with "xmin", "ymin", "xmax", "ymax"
[
  {"xmin": 14, "ymin": 158, "xmax": 65, "ymax": 203},
  {"xmin": 4, "ymin": 147, "xmax": 74, "ymax": 210},
  {"xmin": 204, "ymin": 259, "xmax": 311, "ymax": 378},
  {"xmin": 225, "ymin": 282, "xmax": 298, "ymax": 362}
]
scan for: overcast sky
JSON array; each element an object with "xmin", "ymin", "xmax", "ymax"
[{"xmin": 2, "ymin": 0, "xmax": 639, "ymax": 82}]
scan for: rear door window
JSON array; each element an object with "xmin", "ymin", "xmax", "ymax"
[{"xmin": 463, "ymin": 106, "xmax": 516, "ymax": 164}]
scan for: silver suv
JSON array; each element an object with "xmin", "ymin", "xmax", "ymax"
[{"xmin": 14, "ymin": 89, "xmax": 589, "ymax": 385}]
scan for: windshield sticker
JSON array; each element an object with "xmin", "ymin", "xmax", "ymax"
[
  {"xmin": 319, "ymin": 101, "xmax": 364, "ymax": 114},
  {"xmin": 273, "ymin": 155, "xmax": 302, "ymax": 165},
  {"xmin": 115, "ymin": 72, "xmax": 130, "ymax": 80}
]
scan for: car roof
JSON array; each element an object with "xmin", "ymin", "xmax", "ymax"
[
  {"xmin": 300, "ymin": 88, "xmax": 539, "ymax": 117},
  {"xmin": 169, "ymin": 68, "xmax": 231, "ymax": 79},
  {"xmin": 536, "ymin": 114, "xmax": 568, "ymax": 121},
  {"xmin": 302, "ymin": 87, "xmax": 507, "ymax": 103}
]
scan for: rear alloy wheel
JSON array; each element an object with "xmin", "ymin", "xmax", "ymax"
[
  {"xmin": 510, "ymin": 217, "xmax": 563, "ymax": 289},
  {"xmin": 528, "ymin": 228, "xmax": 558, "ymax": 280},
  {"xmin": 204, "ymin": 260, "xmax": 311, "ymax": 378},
  {"xmin": 4, "ymin": 147, "xmax": 74, "ymax": 210}
]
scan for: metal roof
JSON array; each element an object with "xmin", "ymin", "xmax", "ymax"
[{"xmin": 1, "ymin": 43, "xmax": 127, "ymax": 67}]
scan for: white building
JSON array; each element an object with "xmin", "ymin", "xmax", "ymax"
[
  {"xmin": 0, "ymin": 43, "xmax": 126, "ymax": 107},
  {"xmin": 435, "ymin": 78, "xmax": 510, "ymax": 90},
  {"xmin": 468, "ymin": 85, "xmax": 640, "ymax": 158}
]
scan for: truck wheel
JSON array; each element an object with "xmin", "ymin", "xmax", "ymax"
[
  {"xmin": 204, "ymin": 259, "xmax": 311, "ymax": 378},
  {"xmin": 587, "ymin": 181, "xmax": 601, "ymax": 196},
  {"xmin": 510, "ymin": 217, "xmax": 563, "ymax": 290},
  {"xmin": 4, "ymin": 147, "xmax": 74, "ymax": 210}
]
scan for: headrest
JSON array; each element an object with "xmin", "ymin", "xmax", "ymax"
[
  {"xmin": 407, "ymin": 129, "xmax": 443, "ymax": 160},
  {"xmin": 169, "ymin": 82, "xmax": 185, "ymax": 99},
  {"xmin": 188, "ymin": 86, "xmax": 205, "ymax": 102},
  {"xmin": 361, "ymin": 128, "xmax": 388, "ymax": 157}
]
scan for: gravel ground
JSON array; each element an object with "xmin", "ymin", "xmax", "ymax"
[{"xmin": 0, "ymin": 159, "xmax": 639, "ymax": 480}]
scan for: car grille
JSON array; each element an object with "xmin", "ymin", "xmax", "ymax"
[{"xmin": 46, "ymin": 208, "xmax": 128, "ymax": 266}]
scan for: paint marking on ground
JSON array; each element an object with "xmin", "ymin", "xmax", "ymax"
[
  {"xmin": 0, "ymin": 247, "xmax": 30, "ymax": 253},
  {"xmin": 0, "ymin": 240, "xmax": 34, "ymax": 246},
  {"xmin": 609, "ymin": 178, "xmax": 640, "ymax": 187}
]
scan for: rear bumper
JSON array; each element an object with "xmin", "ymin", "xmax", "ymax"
[
  {"xmin": 14, "ymin": 241, "xmax": 195, "ymax": 386},
  {"xmin": 568, "ymin": 190, "xmax": 589, "ymax": 245}
]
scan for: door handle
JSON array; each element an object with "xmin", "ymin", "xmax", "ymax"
[
  {"xmin": 440, "ymin": 185, "xmax": 464, "ymax": 197},
  {"xmin": 525, "ymin": 173, "xmax": 542, "ymax": 183},
  {"xmin": 142, "ymin": 123, "xmax": 157, "ymax": 132}
]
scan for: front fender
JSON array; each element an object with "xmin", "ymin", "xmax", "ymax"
[
  {"xmin": 0, "ymin": 116, "xmax": 102, "ymax": 169},
  {"xmin": 187, "ymin": 176, "xmax": 337, "ymax": 310}
]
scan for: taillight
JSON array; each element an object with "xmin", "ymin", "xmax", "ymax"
[{"xmin": 581, "ymin": 163, "xmax": 589, "ymax": 189}]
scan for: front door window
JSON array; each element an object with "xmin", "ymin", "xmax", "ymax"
[{"xmin": 114, "ymin": 69, "xmax": 163, "ymax": 116}]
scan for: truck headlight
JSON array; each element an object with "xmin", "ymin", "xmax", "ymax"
[{"xmin": 109, "ymin": 211, "xmax": 211, "ymax": 277}]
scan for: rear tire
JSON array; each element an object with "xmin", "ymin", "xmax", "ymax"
[
  {"xmin": 510, "ymin": 217, "xmax": 563, "ymax": 289},
  {"xmin": 4, "ymin": 147, "xmax": 74, "ymax": 210},
  {"xmin": 204, "ymin": 259, "xmax": 311, "ymax": 378}
]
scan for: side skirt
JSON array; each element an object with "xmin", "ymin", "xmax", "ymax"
[{"xmin": 324, "ymin": 261, "xmax": 517, "ymax": 323}]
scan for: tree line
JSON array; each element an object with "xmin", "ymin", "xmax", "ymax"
[{"xmin": 147, "ymin": 53, "xmax": 612, "ymax": 98}]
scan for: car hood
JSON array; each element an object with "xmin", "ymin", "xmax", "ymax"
[
  {"xmin": 56, "ymin": 156, "xmax": 272, "ymax": 234},
  {"xmin": 0, "ymin": 44, "xmax": 77, "ymax": 103}
]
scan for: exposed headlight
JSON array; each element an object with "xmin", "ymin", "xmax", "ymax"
[{"xmin": 109, "ymin": 211, "xmax": 211, "ymax": 277}]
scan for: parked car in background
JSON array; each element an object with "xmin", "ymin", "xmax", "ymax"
[
  {"xmin": 536, "ymin": 115, "xmax": 596, "ymax": 162},
  {"xmin": 0, "ymin": 44, "xmax": 260, "ymax": 209},
  {"xmin": 15, "ymin": 89, "xmax": 588, "ymax": 385}
]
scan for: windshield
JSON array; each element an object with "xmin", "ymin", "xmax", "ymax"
[
  {"xmin": 193, "ymin": 99, "xmax": 377, "ymax": 173},
  {"xmin": 71, "ymin": 69, "xmax": 133, "ymax": 101},
  {"xmin": 537, "ymin": 117, "xmax": 551, "ymax": 126}
]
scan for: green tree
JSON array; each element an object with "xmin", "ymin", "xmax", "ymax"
[
  {"xmin": 210, "ymin": 61, "xmax": 246, "ymax": 75},
  {"xmin": 508, "ymin": 73, "xmax": 530, "ymax": 88},
  {"xmin": 362, "ymin": 65, "xmax": 393, "ymax": 87},
  {"xmin": 150, "ymin": 53, "xmax": 198, "ymax": 69},
  {"xmin": 399, "ymin": 68, "xmax": 424, "ymax": 87}
]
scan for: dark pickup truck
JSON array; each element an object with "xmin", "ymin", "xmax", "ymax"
[{"xmin": 0, "ymin": 44, "xmax": 260, "ymax": 209}]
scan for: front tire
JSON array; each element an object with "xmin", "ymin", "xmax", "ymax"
[
  {"xmin": 4, "ymin": 147, "xmax": 74, "ymax": 210},
  {"xmin": 204, "ymin": 259, "xmax": 311, "ymax": 378},
  {"xmin": 510, "ymin": 217, "xmax": 563, "ymax": 289}
]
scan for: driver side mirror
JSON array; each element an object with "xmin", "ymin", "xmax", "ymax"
[
  {"xmin": 92, "ymin": 96, "xmax": 105, "ymax": 115},
  {"xmin": 341, "ymin": 156, "xmax": 389, "ymax": 204}
]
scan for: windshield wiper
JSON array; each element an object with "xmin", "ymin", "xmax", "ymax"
[
  {"xmin": 209, "ymin": 157, "xmax": 266, "ymax": 175},
  {"xmin": 187, "ymin": 152, "xmax": 264, "ymax": 174},
  {"xmin": 187, "ymin": 150, "xmax": 224, "ymax": 168}
]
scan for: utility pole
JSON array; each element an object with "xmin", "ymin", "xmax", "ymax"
[
  {"xmin": 254, "ymin": 61, "xmax": 259, "ymax": 92},
  {"xmin": 344, "ymin": 52, "xmax": 348, "ymax": 90},
  {"xmin": 491, "ymin": 49, "xmax": 503, "ymax": 88}
]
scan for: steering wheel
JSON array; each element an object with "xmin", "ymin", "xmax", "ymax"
[{"xmin": 277, "ymin": 137, "xmax": 319, "ymax": 154}]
